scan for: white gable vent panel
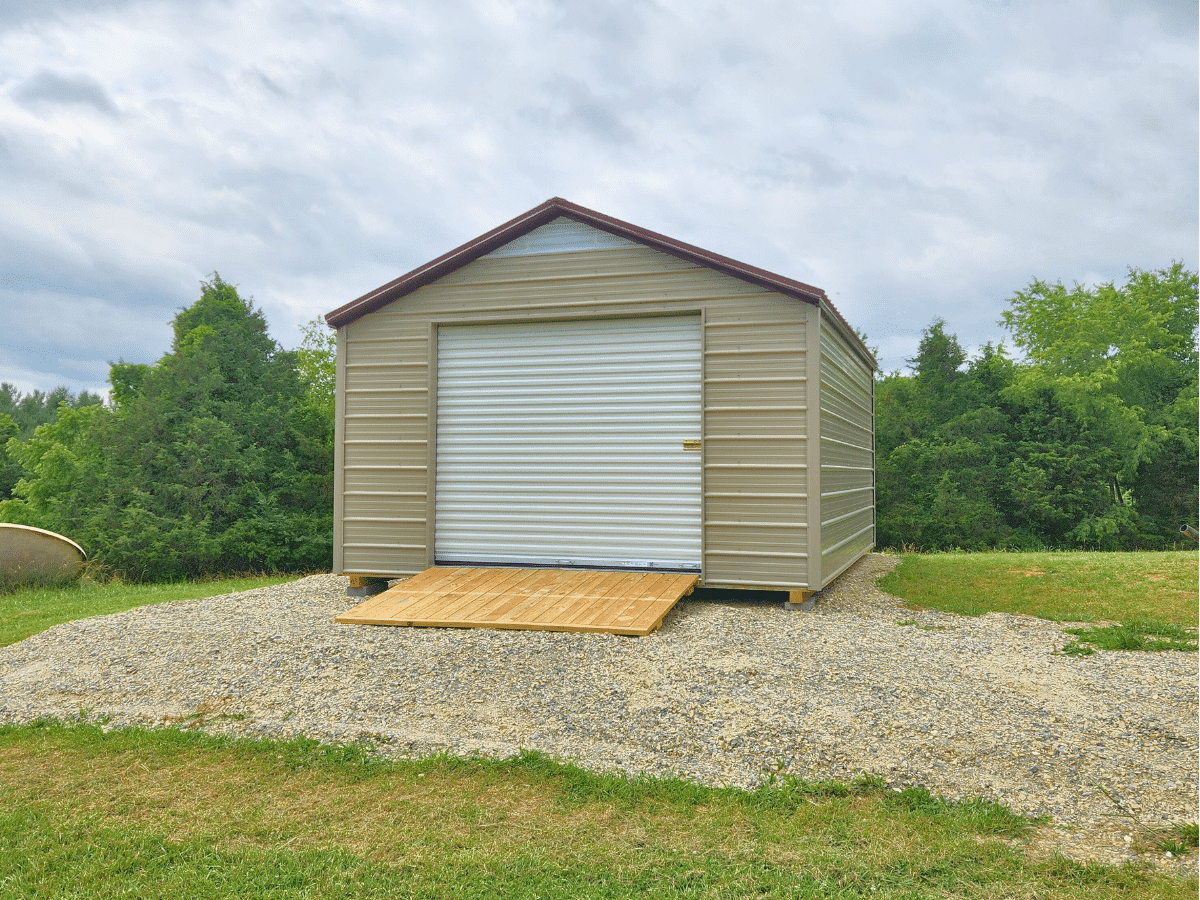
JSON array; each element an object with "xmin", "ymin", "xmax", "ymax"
[
  {"xmin": 484, "ymin": 217, "xmax": 642, "ymax": 258},
  {"xmin": 435, "ymin": 316, "xmax": 702, "ymax": 571}
]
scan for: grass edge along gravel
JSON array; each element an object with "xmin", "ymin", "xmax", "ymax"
[
  {"xmin": 0, "ymin": 719, "xmax": 1195, "ymax": 899},
  {"xmin": 0, "ymin": 572, "xmax": 300, "ymax": 648},
  {"xmin": 1061, "ymin": 621, "xmax": 1198, "ymax": 656},
  {"xmin": 877, "ymin": 550, "xmax": 1198, "ymax": 655}
]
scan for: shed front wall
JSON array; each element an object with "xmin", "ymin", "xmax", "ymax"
[{"xmin": 335, "ymin": 242, "xmax": 814, "ymax": 589}]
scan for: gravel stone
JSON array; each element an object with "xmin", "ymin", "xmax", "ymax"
[{"xmin": 0, "ymin": 554, "xmax": 1195, "ymax": 871}]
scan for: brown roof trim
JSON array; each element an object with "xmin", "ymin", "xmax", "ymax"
[{"xmin": 325, "ymin": 197, "xmax": 875, "ymax": 367}]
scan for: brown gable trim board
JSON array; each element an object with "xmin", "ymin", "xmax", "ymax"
[{"xmin": 325, "ymin": 197, "xmax": 876, "ymax": 368}]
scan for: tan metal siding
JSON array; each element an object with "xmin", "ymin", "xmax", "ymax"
[
  {"xmin": 332, "ymin": 327, "xmax": 346, "ymax": 574},
  {"xmin": 701, "ymin": 301, "xmax": 808, "ymax": 587},
  {"xmin": 336, "ymin": 243, "xmax": 813, "ymax": 588},
  {"xmin": 338, "ymin": 318, "xmax": 430, "ymax": 575},
  {"xmin": 818, "ymin": 314, "xmax": 875, "ymax": 585}
]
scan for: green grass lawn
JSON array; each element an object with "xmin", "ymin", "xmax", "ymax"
[
  {"xmin": 877, "ymin": 550, "xmax": 1198, "ymax": 625},
  {"xmin": 0, "ymin": 720, "xmax": 1192, "ymax": 900},
  {"xmin": 877, "ymin": 550, "xmax": 1198, "ymax": 654},
  {"xmin": 0, "ymin": 574, "xmax": 299, "ymax": 648}
]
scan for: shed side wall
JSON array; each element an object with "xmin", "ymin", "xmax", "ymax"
[
  {"xmin": 337, "ymin": 244, "xmax": 813, "ymax": 588},
  {"xmin": 818, "ymin": 312, "xmax": 876, "ymax": 585}
]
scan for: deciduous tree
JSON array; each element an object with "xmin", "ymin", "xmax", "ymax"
[{"xmin": 1001, "ymin": 263, "xmax": 1198, "ymax": 544}]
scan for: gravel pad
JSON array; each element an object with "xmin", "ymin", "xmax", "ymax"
[{"xmin": 1, "ymin": 554, "xmax": 1195, "ymax": 870}]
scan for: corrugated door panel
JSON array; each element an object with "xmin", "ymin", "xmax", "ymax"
[{"xmin": 435, "ymin": 316, "xmax": 702, "ymax": 570}]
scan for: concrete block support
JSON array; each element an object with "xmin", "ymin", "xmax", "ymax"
[
  {"xmin": 347, "ymin": 574, "xmax": 389, "ymax": 597},
  {"xmin": 784, "ymin": 590, "xmax": 815, "ymax": 611}
]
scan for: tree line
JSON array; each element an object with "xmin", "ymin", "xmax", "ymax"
[
  {"xmin": 876, "ymin": 263, "xmax": 1197, "ymax": 551},
  {"xmin": 0, "ymin": 265, "xmax": 1195, "ymax": 581},
  {"xmin": 0, "ymin": 276, "xmax": 335, "ymax": 580}
]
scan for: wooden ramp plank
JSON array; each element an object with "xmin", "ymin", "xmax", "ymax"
[
  {"xmin": 335, "ymin": 567, "xmax": 698, "ymax": 636},
  {"xmin": 567, "ymin": 571, "xmax": 654, "ymax": 628},
  {"xmin": 480, "ymin": 568, "xmax": 583, "ymax": 624},
  {"xmin": 529, "ymin": 569, "xmax": 631, "ymax": 626},
  {"xmin": 403, "ymin": 567, "xmax": 530, "ymax": 621}
]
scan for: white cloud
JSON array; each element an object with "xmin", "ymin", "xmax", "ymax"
[{"xmin": 0, "ymin": 0, "xmax": 1193, "ymax": 391}]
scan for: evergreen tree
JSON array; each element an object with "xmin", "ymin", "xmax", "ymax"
[{"xmin": 1, "ymin": 275, "xmax": 333, "ymax": 579}]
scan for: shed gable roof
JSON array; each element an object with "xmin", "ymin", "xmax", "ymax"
[{"xmin": 325, "ymin": 197, "xmax": 873, "ymax": 366}]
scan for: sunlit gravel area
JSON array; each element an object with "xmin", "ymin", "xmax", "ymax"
[{"xmin": 1, "ymin": 554, "xmax": 1195, "ymax": 871}]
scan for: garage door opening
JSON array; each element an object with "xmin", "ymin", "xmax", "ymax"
[{"xmin": 434, "ymin": 316, "xmax": 702, "ymax": 572}]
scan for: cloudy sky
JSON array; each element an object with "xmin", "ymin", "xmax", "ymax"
[{"xmin": 1, "ymin": 0, "xmax": 1195, "ymax": 396}]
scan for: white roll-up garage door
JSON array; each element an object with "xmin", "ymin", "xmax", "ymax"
[{"xmin": 435, "ymin": 316, "xmax": 702, "ymax": 571}]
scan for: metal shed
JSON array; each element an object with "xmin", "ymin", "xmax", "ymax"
[{"xmin": 325, "ymin": 198, "xmax": 876, "ymax": 606}]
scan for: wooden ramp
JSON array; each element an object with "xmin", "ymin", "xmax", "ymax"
[{"xmin": 335, "ymin": 567, "xmax": 699, "ymax": 636}]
